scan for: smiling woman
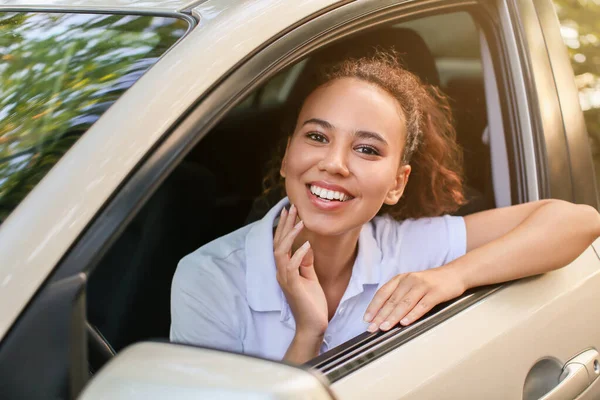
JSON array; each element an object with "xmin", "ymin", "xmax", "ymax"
[{"xmin": 169, "ymin": 53, "xmax": 600, "ymax": 364}]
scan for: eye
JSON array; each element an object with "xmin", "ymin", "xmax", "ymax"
[
  {"xmin": 306, "ymin": 132, "xmax": 328, "ymax": 143},
  {"xmin": 355, "ymin": 145, "xmax": 380, "ymax": 156}
]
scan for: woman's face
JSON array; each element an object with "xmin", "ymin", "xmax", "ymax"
[{"xmin": 281, "ymin": 77, "xmax": 411, "ymax": 236}]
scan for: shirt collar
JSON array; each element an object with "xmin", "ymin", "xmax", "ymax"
[{"xmin": 245, "ymin": 197, "xmax": 384, "ymax": 313}]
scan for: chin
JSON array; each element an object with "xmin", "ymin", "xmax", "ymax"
[{"xmin": 299, "ymin": 212, "xmax": 359, "ymax": 237}]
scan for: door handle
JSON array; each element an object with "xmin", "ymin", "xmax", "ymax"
[{"xmin": 539, "ymin": 349, "xmax": 600, "ymax": 400}]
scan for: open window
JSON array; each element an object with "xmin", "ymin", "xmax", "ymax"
[{"xmin": 83, "ymin": 4, "xmax": 514, "ymax": 379}]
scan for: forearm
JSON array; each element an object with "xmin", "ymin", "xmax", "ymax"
[
  {"xmin": 445, "ymin": 201, "xmax": 600, "ymax": 290},
  {"xmin": 283, "ymin": 332, "xmax": 323, "ymax": 364}
]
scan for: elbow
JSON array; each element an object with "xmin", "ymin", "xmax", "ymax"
[
  {"xmin": 577, "ymin": 203, "xmax": 600, "ymax": 240},
  {"xmin": 543, "ymin": 200, "xmax": 600, "ymax": 241}
]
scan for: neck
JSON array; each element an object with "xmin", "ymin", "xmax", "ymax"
[{"xmin": 293, "ymin": 226, "xmax": 360, "ymax": 286}]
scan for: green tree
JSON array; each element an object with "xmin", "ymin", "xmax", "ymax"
[{"xmin": 0, "ymin": 12, "xmax": 187, "ymax": 222}]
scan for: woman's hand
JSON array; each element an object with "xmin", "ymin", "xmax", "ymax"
[
  {"xmin": 363, "ymin": 267, "xmax": 466, "ymax": 332},
  {"xmin": 274, "ymin": 204, "xmax": 328, "ymax": 339}
]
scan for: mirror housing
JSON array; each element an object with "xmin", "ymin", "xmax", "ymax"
[{"xmin": 79, "ymin": 342, "xmax": 335, "ymax": 399}]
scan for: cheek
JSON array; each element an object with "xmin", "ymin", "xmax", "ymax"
[
  {"xmin": 285, "ymin": 142, "xmax": 319, "ymax": 173},
  {"xmin": 354, "ymin": 161, "xmax": 400, "ymax": 194}
]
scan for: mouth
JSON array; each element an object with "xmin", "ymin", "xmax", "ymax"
[{"xmin": 307, "ymin": 184, "xmax": 354, "ymax": 202}]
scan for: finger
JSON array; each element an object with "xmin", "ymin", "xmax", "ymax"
[
  {"xmin": 282, "ymin": 204, "xmax": 298, "ymax": 238},
  {"xmin": 363, "ymin": 275, "xmax": 404, "ymax": 323},
  {"xmin": 288, "ymin": 241, "xmax": 312, "ymax": 277},
  {"xmin": 367, "ymin": 282, "xmax": 417, "ymax": 332},
  {"xmin": 273, "ymin": 207, "xmax": 288, "ymax": 244},
  {"xmin": 274, "ymin": 220, "xmax": 304, "ymax": 263},
  {"xmin": 399, "ymin": 293, "xmax": 438, "ymax": 326},
  {"xmin": 298, "ymin": 246, "xmax": 317, "ymax": 281},
  {"xmin": 378, "ymin": 287, "xmax": 427, "ymax": 331}
]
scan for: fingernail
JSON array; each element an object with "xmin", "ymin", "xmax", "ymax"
[
  {"xmin": 380, "ymin": 321, "xmax": 391, "ymax": 330},
  {"xmin": 290, "ymin": 204, "xmax": 295, "ymax": 212},
  {"xmin": 301, "ymin": 240, "xmax": 310, "ymax": 249},
  {"xmin": 294, "ymin": 220, "xmax": 304, "ymax": 229},
  {"xmin": 367, "ymin": 323, "xmax": 377, "ymax": 332},
  {"xmin": 281, "ymin": 208, "xmax": 286, "ymax": 216},
  {"xmin": 400, "ymin": 318, "xmax": 409, "ymax": 325},
  {"xmin": 363, "ymin": 313, "xmax": 372, "ymax": 322}
]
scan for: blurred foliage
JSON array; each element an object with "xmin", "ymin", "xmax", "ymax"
[
  {"xmin": 0, "ymin": 12, "xmax": 188, "ymax": 223},
  {"xmin": 554, "ymin": 0, "xmax": 600, "ymax": 196}
]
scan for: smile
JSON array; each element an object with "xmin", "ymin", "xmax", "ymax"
[{"xmin": 309, "ymin": 184, "xmax": 353, "ymax": 202}]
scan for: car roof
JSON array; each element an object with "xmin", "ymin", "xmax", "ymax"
[{"xmin": 0, "ymin": 0, "xmax": 206, "ymax": 13}]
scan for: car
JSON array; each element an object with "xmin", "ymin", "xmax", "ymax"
[{"xmin": 1, "ymin": 0, "xmax": 600, "ymax": 399}]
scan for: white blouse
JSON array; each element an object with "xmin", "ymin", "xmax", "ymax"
[{"xmin": 170, "ymin": 197, "xmax": 466, "ymax": 360}]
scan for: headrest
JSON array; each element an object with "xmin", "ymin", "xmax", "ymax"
[{"xmin": 287, "ymin": 27, "xmax": 440, "ymax": 108}]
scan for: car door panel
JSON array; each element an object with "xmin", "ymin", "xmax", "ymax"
[{"xmin": 331, "ymin": 242, "xmax": 600, "ymax": 399}]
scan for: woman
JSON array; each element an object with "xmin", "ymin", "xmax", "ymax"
[{"xmin": 170, "ymin": 53, "xmax": 600, "ymax": 364}]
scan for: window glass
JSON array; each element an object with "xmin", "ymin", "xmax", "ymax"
[
  {"xmin": 0, "ymin": 12, "xmax": 189, "ymax": 223},
  {"xmin": 553, "ymin": 1, "xmax": 600, "ymax": 203}
]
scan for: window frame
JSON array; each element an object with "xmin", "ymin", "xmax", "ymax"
[
  {"xmin": 81, "ymin": 0, "xmax": 525, "ymax": 376},
  {"xmin": 0, "ymin": 0, "xmax": 552, "ymax": 393}
]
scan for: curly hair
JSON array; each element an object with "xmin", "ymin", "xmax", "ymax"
[{"xmin": 262, "ymin": 51, "xmax": 466, "ymax": 219}]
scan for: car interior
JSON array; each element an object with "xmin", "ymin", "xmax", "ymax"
[{"xmin": 85, "ymin": 11, "xmax": 506, "ymax": 373}]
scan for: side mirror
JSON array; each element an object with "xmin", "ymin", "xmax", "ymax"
[{"xmin": 79, "ymin": 342, "xmax": 336, "ymax": 399}]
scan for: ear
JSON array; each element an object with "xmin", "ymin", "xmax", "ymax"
[
  {"xmin": 383, "ymin": 164, "xmax": 411, "ymax": 205},
  {"xmin": 279, "ymin": 137, "xmax": 292, "ymax": 178}
]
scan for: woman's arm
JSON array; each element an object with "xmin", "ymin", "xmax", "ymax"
[
  {"xmin": 363, "ymin": 200, "xmax": 600, "ymax": 332},
  {"xmin": 170, "ymin": 256, "xmax": 244, "ymax": 352},
  {"xmin": 284, "ymin": 331, "xmax": 325, "ymax": 363},
  {"xmin": 457, "ymin": 199, "xmax": 600, "ymax": 287}
]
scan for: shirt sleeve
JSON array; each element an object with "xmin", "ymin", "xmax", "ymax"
[
  {"xmin": 170, "ymin": 251, "xmax": 245, "ymax": 353},
  {"xmin": 375, "ymin": 214, "xmax": 467, "ymax": 275}
]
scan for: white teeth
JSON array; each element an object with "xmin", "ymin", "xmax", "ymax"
[{"xmin": 309, "ymin": 185, "xmax": 351, "ymax": 202}]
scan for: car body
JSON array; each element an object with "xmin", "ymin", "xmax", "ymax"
[{"xmin": 1, "ymin": 0, "xmax": 600, "ymax": 399}]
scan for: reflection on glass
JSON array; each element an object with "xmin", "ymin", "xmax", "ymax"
[
  {"xmin": 554, "ymin": 1, "xmax": 600, "ymax": 202},
  {"xmin": 0, "ymin": 12, "xmax": 188, "ymax": 223}
]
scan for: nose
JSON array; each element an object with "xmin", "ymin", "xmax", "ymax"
[{"xmin": 317, "ymin": 142, "xmax": 350, "ymax": 177}]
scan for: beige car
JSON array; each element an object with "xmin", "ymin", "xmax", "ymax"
[{"xmin": 1, "ymin": 0, "xmax": 600, "ymax": 399}]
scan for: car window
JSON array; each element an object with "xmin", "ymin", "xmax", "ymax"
[
  {"xmin": 86, "ymin": 9, "xmax": 500, "ymax": 369},
  {"xmin": 553, "ymin": 1, "xmax": 600, "ymax": 204},
  {"xmin": 0, "ymin": 12, "xmax": 189, "ymax": 224}
]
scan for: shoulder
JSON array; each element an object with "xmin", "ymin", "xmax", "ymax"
[
  {"xmin": 370, "ymin": 213, "xmax": 465, "ymax": 243},
  {"xmin": 370, "ymin": 214, "xmax": 466, "ymax": 271},
  {"xmin": 172, "ymin": 222, "xmax": 255, "ymax": 296}
]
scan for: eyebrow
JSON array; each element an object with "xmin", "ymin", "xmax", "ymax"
[
  {"xmin": 302, "ymin": 118, "xmax": 389, "ymax": 146},
  {"xmin": 302, "ymin": 118, "xmax": 334, "ymax": 130},
  {"xmin": 354, "ymin": 130, "xmax": 388, "ymax": 146}
]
